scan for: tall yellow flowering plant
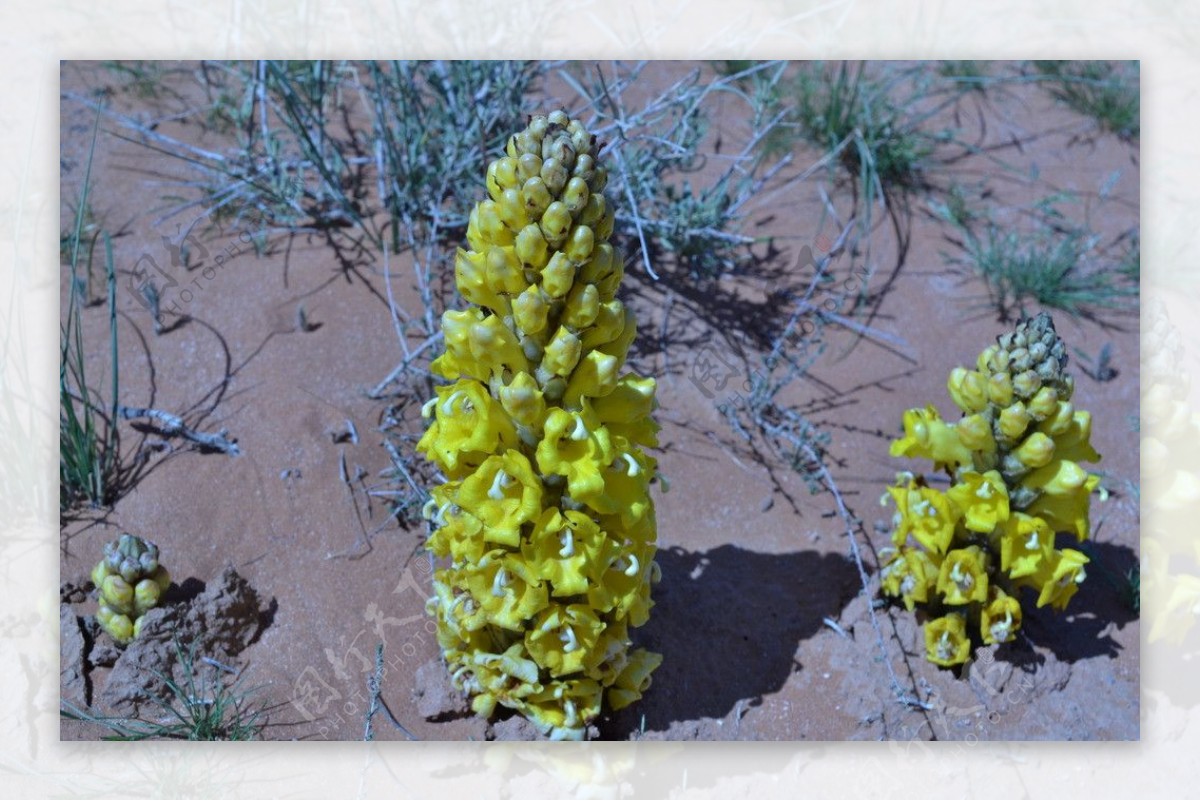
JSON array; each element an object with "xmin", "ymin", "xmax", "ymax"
[
  {"xmin": 881, "ymin": 314, "xmax": 1101, "ymax": 666},
  {"xmin": 417, "ymin": 110, "xmax": 661, "ymax": 738}
]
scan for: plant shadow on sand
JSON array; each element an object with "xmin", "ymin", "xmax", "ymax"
[{"xmin": 600, "ymin": 544, "xmax": 860, "ymax": 738}]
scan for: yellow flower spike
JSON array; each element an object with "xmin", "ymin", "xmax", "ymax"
[
  {"xmin": 607, "ymin": 649, "xmax": 663, "ymax": 711},
  {"xmin": 422, "ymin": 111, "xmax": 660, "ymax": 737},
  {"xmin": 947, "ymin": 367, "xmax": 989, "ymax": 413},
  {"xmin": 513, "ymin": 284, "xmax": 550, "ymax": 336},
  {"xmin": 1025, "ymin": 472, "xmax": 1101, "ymax": 541},
  {"xmin": 925, "ymin": 614, "xmax": 971, "ymax": 667},
  {"xmin": 947, "ymin": 470, "xmax": 1010, "ymax": 533},
  {"xmin": 541, "ymin": 326, "xmax": 583, "ymax": 377},
  {"xmin": 889, "ymin": 405, "xmax": 973, "ymax": 470},
  {"xmin": 95, "ymin": 533, "xmax": 170, "ymax": 644},
  {"xmin": 498, "ymin": 371, "xmax": 547, "ymax": 430},
  {"xmin": 884, "ymin": 313, "xmax": 1100, "ymax": 666},
  {"xmin": 936, "ymin": 546, "xmax": 989, "ymax": 605},
  {"xmin": 980, "ymin": 588, "xmax": 1022, "ymax": 645},
  {"xmin": 417, "ymin": 379, "xmax": 518, "ymax": 476},
  {"xmin": 1035, "ymin": 548, "xmax": 1089, "ymax": 610},
  {"xmin": 526, "ymin": 604, "xmax": 606, "ymax": 677},
  {"xmin": 1000, "ymin": 512, "xmax": 1053, "ymax": 578},
  {"xmin": 455, "ymin": 452, "xmax": 543, "ymax": 548}
]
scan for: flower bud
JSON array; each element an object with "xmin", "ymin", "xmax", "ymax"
[
  {"xmin": 499, "ymin": 372, "xmax": 546, "ymax": 427},
  {"xmin": 998, "ymin": 402, "xmax": 1031, "ymax": 441},
  {"xmin": 521, "ymin": 177, "xmax": 552, "ymax": 220},
  {"xmin": 947, "ymin": 368, "xmax": 988, "ymax": 413},
  {"xmin": 563, "ymin": 283, "xmax": 600, "ymax": 329},
  {"xmin": 564, "ymin": 224, "xmax": 595, "ymax": 263},
  {"xmin": 540, "ymin": 157, "xmax": 568, "ymax": 196},
  {"xmin": 542, "ymin": 253, "xmax": 576, "ymax": 298},
  {"xmin": 517, "ymin": 153, "xmax": 543, "ymax": 183},
  {"xmin": 987, "ymin": 371, "xmax": 1014, "ymax": 407},
  {"xmin": 515, "ymin": 224, "xmax": 549, "ymax": 269},
  {"xmin": 1013, "ymin": 431, "xmax": 1055, "ymax": 468},
  {"xmin": 540, "ymin": 201, "xmax": 572, "ymax": 248},
  {"xmin": 513, "ymin": 285, "xmax": 549, "ymax": 335},
  {"xmin": 543, "ymin": 327, "xmax": 582, "ymax": 376}
]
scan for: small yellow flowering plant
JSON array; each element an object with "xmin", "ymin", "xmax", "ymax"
[
  {"xmin": 91, "ymin": 533, "xmax": 171, "ymax": 644},
  {"xmin": 880, "ymin": 314, "xmax": 1102, "ymax": 666},
  {"xmin": 417, "ymin": 110, "xmax": 662, "ymax": 739}
]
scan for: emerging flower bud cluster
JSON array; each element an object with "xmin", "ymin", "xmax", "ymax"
[
  {"xmin": 91, "ymin": 533, "xmax": 171, "ymax": 644},
  {"xmin": 881, "ymin": 314, "xmax": 1101, "ymax": 666},
  {"xmin": 417, "ymin": 111, "xmax": 661, "ymax": 739}
]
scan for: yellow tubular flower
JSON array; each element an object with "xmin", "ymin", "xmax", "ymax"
[
  {"xmin": 937, "ymin": 546, "xmax": 989, "ymax": 605},
  {"xmin": 946, "ymin": 470, "xmax": 1010, "ymax": 533},
  {"xmin": 925, "ymin": 614, "xmax": 971, "ymax": 667},
  {"xmin": 887, "ymin": 479, "xmax": 959, "ymax": 555},
  {"xmin": 889, "ymin": 405, "xmax": 973, "ymax": 470},
  {"xmin": 419, "ymin": 112, "xmax": 661, "ymax": 737},
  {"xmin": 880, "ymin": 548, "xmax": 938, "ymax": 611},
  {"xmin": 980, "ymin": 587, "xmax": 1022, "ymax": 645},
  {"xmin": 1034, "ymin": 549, "xmax": 1090, "ymax": 610},
  {"xmin": 1000, "ymin": 512, "xmax": 1053, "ymax": 578}
]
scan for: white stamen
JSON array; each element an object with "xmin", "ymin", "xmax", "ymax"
[
  {"xmin": 1026, "ymin": 531, "xmax": 1040, "ymax": 550},
  {"xmin": 492, "ymin": 567, "xmax": 508, "ymax": 597},
  {"xmin": 879, "ymin": 491, "xmax": 891, "ymax": 507},
  {"xmin": 912, "ymin": 500, "xmax": 930, "ymax": 515},
  {"xmin": 622, "ymin": 453, "xmax": 640, "ymax": 477},
  {"xmin": 900, "ymin": 575, "xmax": 916, "ymax": 596},
  {"xmin": 560, "ymin": 626, "xmax": 579, "ymax": 652},
  {"xmin": 421, "ymin": 498, "xmax": 438, "ymax": 520},
  {"xmin": 925, "ymin": 505, "xmax": 936, "ymax": 517},
  {"xmin": 441, "ymin": 390, "xmax": 467, "ymax": 415},
  {"xmin": 488, "ymin": 469, "xmax": 511, "ymax": 500},
  {"xmin": 564, "ymin": 699, "xmax": 578, "ymax": 726},
  {"xmin": 975, "ymin": 481, "xmax": 994, "ymax": 499},
  {"xmin": 569, "ymin": 416, "xmax": 589, "ymax": 441},
  {"xmin": 559, "ymin": 530, "xmax": 575, "ymax": 558},
  {"xmin": 1075, "ymin": 567, "xmax": 1087, "ymax": 584},
  {"xmin": 421, "ymin": 397, "xmax": 438, "ymax": 418},
  {"xmin": 937, "ymin": 631, "xmax": 954, "ymax": 660},
  {"xmin": 624, "ymin": 554, "xmax": 640, "ymax": 577},
  {"xmin": 650, "ymin": 561, "xmax": 662, "ymax": 583}
]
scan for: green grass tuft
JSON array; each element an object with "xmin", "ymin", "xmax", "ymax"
[
  {"xmin": 1031, "ymin": 60, "xmax": 1140, "ymax": 141},
  {"xmin": 61, "ymin": 639, "xmax": 267, "ymax": 741}
]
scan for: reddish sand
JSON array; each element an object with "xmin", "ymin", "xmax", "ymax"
[{"xmin": 60, "ymin": 61, "xmax": 1139, "ymax": 741}]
